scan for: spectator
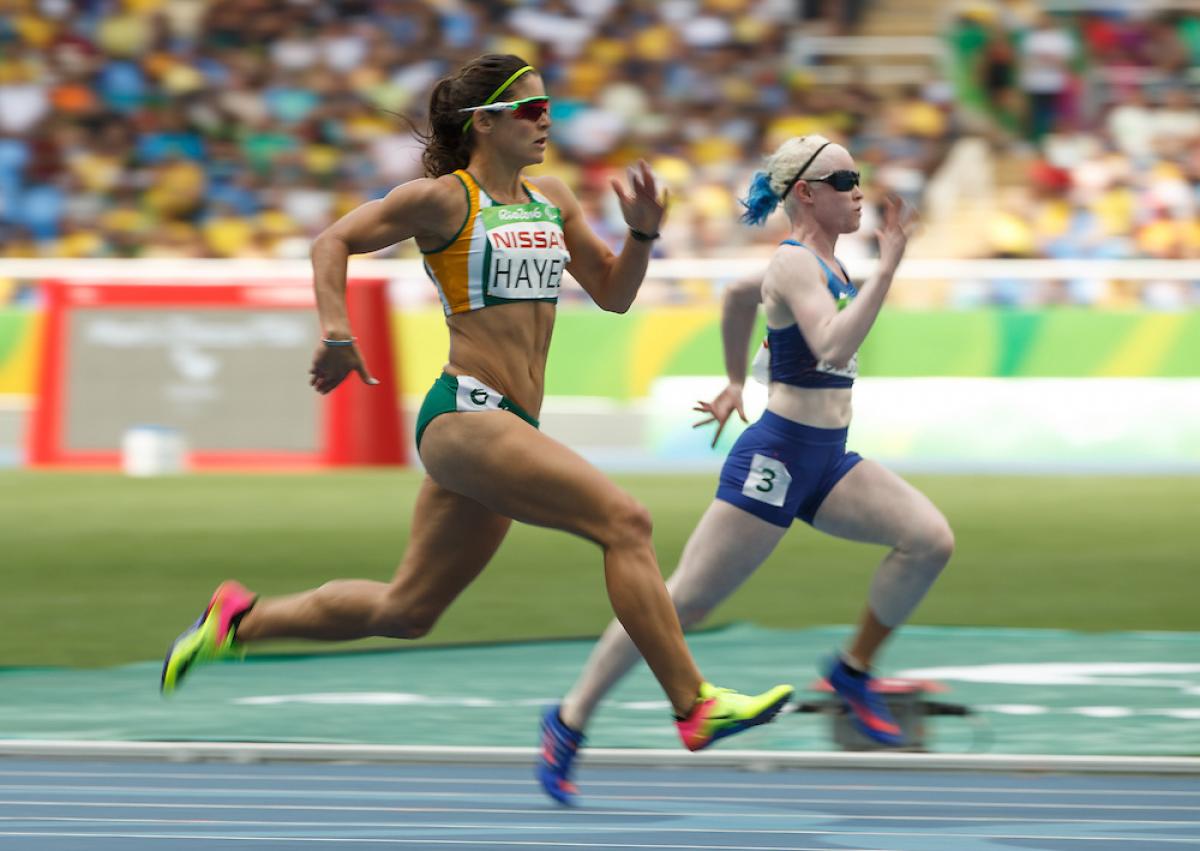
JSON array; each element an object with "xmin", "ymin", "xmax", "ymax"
[
  {"xmin": 1018, "ymin": 12, "xmax": 1078, "ymax": 141},
  {"xmin": 1, "ymin": 0, "xmax": 1195, "ymax": 313}
]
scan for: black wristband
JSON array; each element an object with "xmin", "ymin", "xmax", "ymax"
[{"xmin": 628, "ymin": 227, "xmax": 660, "ymax": 242}]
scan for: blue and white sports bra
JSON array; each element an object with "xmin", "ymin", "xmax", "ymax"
[{"xmin": 752, "ymin": 240, "xmax": 858, "ymax": 389}]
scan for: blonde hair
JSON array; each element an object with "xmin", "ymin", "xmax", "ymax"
[{"xmin": 763, "ymin": 135, "xmax": 834, "ymax": 196}]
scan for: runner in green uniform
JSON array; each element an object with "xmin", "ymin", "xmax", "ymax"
[{"xmin": 160, "ymin": 54, "xmax": 792, "ymax": 770}]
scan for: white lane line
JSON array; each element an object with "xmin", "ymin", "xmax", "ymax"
[
  {"xmin": 0, "ymin": 834, "xmax": 879, "ymax": 849},
  {"xmin": 0, "ymin": 783, "xmax": 1195, "ymax": 811},
  {"xmin": 5, "ymin": 742, "xmax": 1196, "ymax": 776},
  {"xmin": 0, "ymin": 769, "xmax": 1195, "ymax": 797},
  {"xmin": 0, "ymin": 829, "xmax": 1195, "ymax": 845},
  {"xmin": 2, "ymin": 814, "xmax": 1199, "ymax": 829},
  {"xmin": 0, "ymin": 801, "xmax": 1196, "ymax": 826}
]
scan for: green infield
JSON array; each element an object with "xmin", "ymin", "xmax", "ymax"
[{"xmin": 0, "ymin": 470, "xmax": 1195, "ymax": 668}]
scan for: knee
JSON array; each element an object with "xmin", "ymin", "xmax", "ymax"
[
  {"xmin": 913, "ymin": 516, "xmax": 955, "ymax": 568},
  {"xmin": 598, "ymin": 494, "xmax": 653, "ymax": 550},
  {"xmin": 933, "ymin": 519, "xmax": 956, "ymax": 565}
]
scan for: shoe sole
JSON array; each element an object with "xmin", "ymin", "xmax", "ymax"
[
  {"xmin": 535, "ymin": 765, "xmax": 578, "ymax": 806},
  {"xmin": 828, "ymin": 670, "xmax": 904, "ymax": 747},
  {"xmin": 160, "ymin": 594, "xmax": 222, "ymax": 695},
  {"xmin": 535, "ymin": 708, "xmax": 583, "ymax": 806},
  {"xmin": 695, "ymin": 688, "xmax": 793, "ymax": 751},
  {"xmin": 846, "ymin": 708, "xmax": 904, "ymax": 747},
  {"xmin": 160, "ymin": 616, "xmax": 207, "ymax": 695}
]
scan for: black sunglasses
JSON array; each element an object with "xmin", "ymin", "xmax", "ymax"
[
  {"xmin": 806, "ymin": 170, "xmax": 860, "ymax": 192},
  {"xmin": 779, "ymin": 141, "xmax": 860, "ymax": 198}
]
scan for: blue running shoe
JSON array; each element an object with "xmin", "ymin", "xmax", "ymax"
[
  {"xmin": 825, "ymin": 656, "xmax": 904, "ymax": 747},
  {"xmin": 536, "ymin": 705, "xmax": 585, "ymax": 805}
]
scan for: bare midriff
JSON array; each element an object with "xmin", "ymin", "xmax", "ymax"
[
  {"xmin": 766, "ymin": 382, "xmax": 853, "ymax": 429},
  {"xmin": 443, "ymin": 300, "xmax": 556, "ymax": 417}
]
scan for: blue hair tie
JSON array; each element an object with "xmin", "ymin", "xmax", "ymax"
[{"xmin": 739, "ymin": 171, "xmax": 779, "ymax": 226}]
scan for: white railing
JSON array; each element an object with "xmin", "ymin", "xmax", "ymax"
[{"xmin": 1, "ymin": 258, "xmax": 1199, "ymax": 283}]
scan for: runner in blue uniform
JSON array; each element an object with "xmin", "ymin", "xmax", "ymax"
[{"xmin": 537, "ymin": 135, "xmax": 955, "ymax": 804}]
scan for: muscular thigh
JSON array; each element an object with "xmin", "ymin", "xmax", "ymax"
[
  {"xmin": 387, "ymin": 474, "xmax": 512, "ymax": 610},
  {"xmin": 418, "ymin": 410, "xmax": 635, "ymax": 544},
  {"xmin": 812, "ymin": 459, "xmax": 946, "ymax": 548}
]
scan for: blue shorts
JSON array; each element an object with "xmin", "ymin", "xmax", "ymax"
[{"xmin": 715, "ymin": 410, "xmax": 862, "ymax": 528}]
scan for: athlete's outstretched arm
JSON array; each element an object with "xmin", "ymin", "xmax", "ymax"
[
  {"xmin": 773, "ymin": 196, "xmax": 916, "ymax": 368},
  {"xmin": 309, "ymin": 178, "xmax": 460, "ymax": 394},
  {"xmin": 533, "ymin": 163, "xmax": 667, "ymax": 313},
  {"xmin": 693, "ymin": 272, "xmax": 764, "ymax": 446},
  {"xmin": 720, "ymin": 273, "xmax": 765, "ymax": 385}
]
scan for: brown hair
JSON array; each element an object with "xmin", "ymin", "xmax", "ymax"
[{"xmin": 421, "ymin": 54, "xmax": 533, "ymax": 178}]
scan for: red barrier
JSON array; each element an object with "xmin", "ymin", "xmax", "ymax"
[
  {"xmin": 323, "ymin": 278, "xmax": 405, "ymax": 465},
  {"xmin": 27, "ymin": 278, "xmax": 406, "ymax": 468}
]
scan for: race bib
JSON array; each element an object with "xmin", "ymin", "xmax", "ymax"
[
  {"xmin": 455, "ymin": 375, "xmax": 502, "ymax": 413},
  {"xmin": 742, "ymin": 453, "xmax": 791, "ymax": 507},
  {"xmin": 816, "ymin": 352, "xmax": 858, "ymax": 380},
  {"xmin": 481, "ymin": 203, "xmax": 570, "ymax": 301}
]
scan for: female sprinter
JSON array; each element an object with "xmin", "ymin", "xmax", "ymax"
[
  {"xmin": 159, "ymin": 54, "xmax": 792, "ymax": 759},
  {"xmin": 535, "ymin": 135, "xmax": 954, "ymax": 803}
]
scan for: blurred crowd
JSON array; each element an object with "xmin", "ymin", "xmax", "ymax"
[
  {"xmin": 0, "ymin": 0, "xmax": 1195, "ymax": 310},
  {"xmin": 0, "ymin": 0, "xmax": 952, "ymax": 274},
  {"xmin": 949, "ymin": 1, "xmax": 1200, "ymax": 304}
]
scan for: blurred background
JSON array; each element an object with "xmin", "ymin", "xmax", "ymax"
[
  {"xmin": 0, "ymin": 0, "xmax": 1197, "ymax": 269},
  {"xmin": 0, "ymin": 0, "xmax": 1196, "ymax": 731}
]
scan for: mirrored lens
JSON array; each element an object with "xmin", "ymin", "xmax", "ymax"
[{"xmin": 512, "ymin": 100, "xmax": 549, "ymax": 121}]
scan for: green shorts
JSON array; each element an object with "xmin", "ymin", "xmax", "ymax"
[{"xmin": 414, "ymin": 371, "xmax": 540, "ymax": 452}]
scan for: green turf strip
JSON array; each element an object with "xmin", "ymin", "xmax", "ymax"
[
  {"xmin": 1, "ymin": 471, "xmax": 1196, "ymax": 667},
  {"xmin": 4, "ymin": 625, "xmax": 1199, "ymax": 753}
]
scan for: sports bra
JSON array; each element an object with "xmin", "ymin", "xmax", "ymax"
[
  {"xmin": 421, "ymin": 170, "xmax": 571, "ymax": 316},
  {"xmin": 752, "ymin": 240, "xmax": 858, "ymax": 389}
]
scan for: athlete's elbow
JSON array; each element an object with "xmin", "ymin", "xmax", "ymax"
[
  {"xmin": 823, "ymin": 350, "xmax": 854, "ymax": 369},
  {"xmin": 594, "ymin": 286, "xmax": 636, "ymax": 313},
  {"xmin": 311, "ymin": 230, "xmax": 349, "ymax": 260},
  {"xmin": 814, "ymin": 339, "xmax": 850, "ymax": 367}
]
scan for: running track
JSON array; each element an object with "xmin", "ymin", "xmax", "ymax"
[{"xmin": 1, "ymin": 757, "xmax": 1197, "ymax": 850}]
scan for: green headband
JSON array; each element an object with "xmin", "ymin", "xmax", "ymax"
[{"xmin": 462, "ymin": 65, "xmax": 536, "ymax": 133}]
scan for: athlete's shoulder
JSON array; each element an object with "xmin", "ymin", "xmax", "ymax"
[
  {"xmin": 763, "ymin": 244, "xmax": 826, "ymax": 302},
  {"xmin": 380, "ymin": 174, "xmax": 468, "ymax": 219},
  {"xmin": 525, "ymin": 174, "xmax": 575, "ymax": 207},
  {"xmin": 421, "ymin": 173, "xmax": 473, "ymax": 205},
  {"xmin": 768, "ymin": 242, "xmax": 822, "ymax": 276}
]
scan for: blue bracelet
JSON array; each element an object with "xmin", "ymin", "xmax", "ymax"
[{"xmin": 322, "ymin": 337, "xmax": 356, "ymax": 347}]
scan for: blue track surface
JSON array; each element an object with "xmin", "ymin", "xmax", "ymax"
[{"xmin": 1, "ymin": 758, "xmax": 1196, "ymax": 849}]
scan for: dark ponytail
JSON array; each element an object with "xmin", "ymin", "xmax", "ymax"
[{"xmin": 420, "ymin": 54, "xmax": 533, "ymax": 178}]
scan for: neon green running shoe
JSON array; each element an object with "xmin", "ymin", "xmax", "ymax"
[
  {"xmin": 160, "ymin": 580, "xmax": 257, "ymax": 695},
  {"xmin": 675, "ymin": 681, "xmax": 793, "ymax": 751}
]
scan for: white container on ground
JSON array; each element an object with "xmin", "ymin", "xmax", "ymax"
[{"xmin": 121, "ymin": 425, "xmax": 188, "ymax": 476}]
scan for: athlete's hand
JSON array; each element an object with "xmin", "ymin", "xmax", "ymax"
[
  {"xmin": 876, "ymin": 193, "xmax": 919, "ymax": 270},
  {"xmin": 309, "ymin": 342, "xmax": 379, "ymax": 395},
  {"xmin": 693, "ymin": 383, "xmax": 747, "ymax": 448},
  {"xmin": 612, "ymin": 160, "xmax": 668, "ymax": 237}
]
